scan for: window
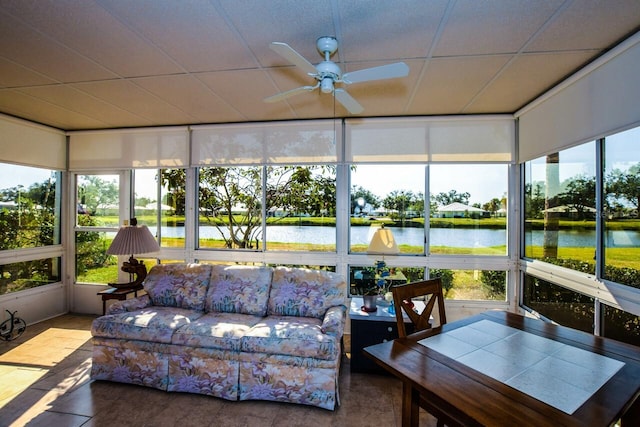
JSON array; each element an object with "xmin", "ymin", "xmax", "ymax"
[
  {"xmin": 604, "ymin": 127, "xmax": 640, "ymax": 290},
  {"xmin": 134, "ymin": 169, "xmax": 184, "ymax": 248},
  {"xmin": 523, "ymin": 143, "xmax": 596, "ymax": 273},
  {"xmin": 198, "ymin": 165, "xmax": 337, "ymax": 251},
  {"xmin": 602, "ymin": 304, "xmax": 640, "ymax": 346},
  {"xmin": 349, "ymin": 264, "xmax": 424, "ymax": 296},
  {"xmin": 430, "ymin": 268, "xmax": 506, "ymax": 301},
  {"xmin": 75, "ymin": 174, "xmax": 120, "ymax": 284},
  {"xmin": 0, "ymin": 163, "xmax": 62, "ymax": 295},
  {"xmin": 430, "ymin": 164, "xmax": 508, "ymax": 255},
  {"xmin": 265, "ymin": 166, "xmax": 336, "ymax": 252},
  {"xmin": 350, "ymin": 164, "xmax": 425, "ymax": 254},
  {"xmin": 0, "ymin": 258, "xmax": 62, "ymax": 295},
  {"xmin": 198, "ymin": 166, "xmax": 262, "ymax": 250},
  {"xmin": 0, "ymin": 164, "xmax": 61, "ymax": 249},
  {"xmin": 522, "ymin": 274, "xmax": 594, "ymax": 333}
]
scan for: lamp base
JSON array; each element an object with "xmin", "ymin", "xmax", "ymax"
[{"xmin": 108, "ymin": 256, "xmax": 148, "ymax": 289}]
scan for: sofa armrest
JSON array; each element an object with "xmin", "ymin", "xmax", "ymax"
[
  {"xmin": 106, "ymin": 294, "xmax": 152, "ymax": 315},
  {"xmin": 320, "ymin": 305, "xmax": 347, "ymax": 336}
]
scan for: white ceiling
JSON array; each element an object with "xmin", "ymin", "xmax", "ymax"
[{"xmin": 0, "ymin": 0, "xmax": 639, "ymax": 131}]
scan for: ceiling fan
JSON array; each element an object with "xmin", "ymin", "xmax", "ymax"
[{"xmin": 264, "ymin": 36, "xmax": 409, "ymax": 114}]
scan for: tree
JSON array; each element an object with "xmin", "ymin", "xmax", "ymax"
[
  {"xmin": 350, "ymin": 186, "xmax": 380, "ymax": 215},
  {"xmin": 166, "ymin": 165, "xmax": 336, "ymax": 249},
  {"xmin": 382, "ymin": 190, "xmax": 415, "ymax": 221},
  {"xmin": 483, "ymin": 198, "xmax": 502, "ymax": 216},
  {"xmin": 434, "ymin": 190, "xmax": 470, "ymax": 206},
  {"xmin": 199, "ymin": 167, "xmax": 262, "ymax": 249},
  {"xmin": 525, "ymin": 182, "xmax": 546, "ymax": 218},
  {"xmin": 559, "ymin": 175, "xmax": 595, "ymax": 220},
  {"xmin": 608, "ymin": 163, "xmax": 640, "ymax": 217},
  {"xmin": 160, "ymin": 169, "xmax": 186, "ymax": 215},
  {"xmin": 77, "ymin": 176, "xmax": 118, "ymax": 214},
  {"xmin": 268, "ymin": 166, "xmax": 336, "ymax": 217}
]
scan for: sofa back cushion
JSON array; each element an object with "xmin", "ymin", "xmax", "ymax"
[
  {"xmin": 268, "ymin": 267, "xmax": 347, "ymax": 319},
  {"xmin": 143, "ymin": 263, "xmax": 212, "ymax": 311},
  {"xmin": 206, "ymin": 265, "xmax": 273, "ymax": 316}
]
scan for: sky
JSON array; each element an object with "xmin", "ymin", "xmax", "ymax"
[{"xmin": 351, "ymin": 164, "xmax": 508, "ymax": 205}]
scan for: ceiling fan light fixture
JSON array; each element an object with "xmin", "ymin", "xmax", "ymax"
[{"xmin": 320, "ymin": 77, "xmax": 334, "ymax": 93}]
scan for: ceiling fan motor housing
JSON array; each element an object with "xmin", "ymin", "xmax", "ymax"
[{"xmin": 316, "ymin": 36, "xmax": 338, "ymax": 56}]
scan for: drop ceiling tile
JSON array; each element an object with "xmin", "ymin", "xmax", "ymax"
[
  {"xmin": 0, "ymin": 89, "xmax": 110, "ymax": 130},
  {"xmin": 433, "ymin": 0, "xmax": 564, "ymax": 56},
  {"xmin": 525, "ymin": 0, "xmax": 640, "ymax": 52},
  {"xmin": 197, "ymin": 69, "xmax": 286, "ymax": 122},
  {"xmin": 338, "ymin": 0, "xmax": 449, "ymax": 61},
  {"xmin": 0, "ymin": 11, "xmax": 117, "ymax": 83},
  {"xmin": 342, "ymin": 59, "xmax": 422, "ymax": 117},
  {"xmin": 0, "ymin": 57, "xmax": 58, "ymax": 88},
  {"xmin": 19, "ymin": 84, "xmax": 153, "ymax": 128},
  {"xmin": 221, "ymin": 0, "xmax": 337, "ymax": 68},
  {"xmin": 407, "ymin": 56, "xmax": 511, "ymax": 115},
  {"xmin": 72, "ymin": 80, "xmax": 195, "ymax": 125},
  {"xmin": 133, "ymin": 74, "xmax": 246, "ymax": 124},
  {"xmin": 98, "ymin": 0, "xmax": 257, "ymax": 72},
  {"xmin": 466, "ymin": 51, "xmax": 596, "ymax": 113},
  {"xmin": 2, "ymin": 0, "xmax": 182, "ymax": 77}
]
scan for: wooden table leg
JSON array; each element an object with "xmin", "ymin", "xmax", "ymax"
[{"xmin": 402, "ymin": 381, "xmax": 419, "ymax": 427}]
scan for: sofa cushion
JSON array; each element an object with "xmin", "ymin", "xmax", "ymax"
[
  {"xmin": 143, "ymin": 263, "xmax": 212, "ymax": 311},
  {"xmin": 241, "ymin": 315, "xmax": 340, "ymax": 360},
  {"xmin": 206, "ymin": 265, "xmax": 273, "ymax": 316},
  {"xmin": 267, "ymin": 267, "xmax": 347, "ymax": 318},
  {"xmin": 171, "ymin": 312, "xmax": 263, "ymax": 351},
  {"xmin": 92, "ymin": 307, "xmax": 204, "ymax": 344}
]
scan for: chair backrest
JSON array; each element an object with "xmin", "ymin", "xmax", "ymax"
[{"xmin": 391, "ymin": 278, "xmax": 447, "ymax": 338}]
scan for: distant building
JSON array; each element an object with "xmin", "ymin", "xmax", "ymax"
[{"xmin": 436, "ymin": 202, "xmax": 487, "ymax": 219}]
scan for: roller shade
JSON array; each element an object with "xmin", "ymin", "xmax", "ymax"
[
  {"xmin": 346, "ymin": 116, "xmax": 514, "ymax": 163},
  {"xmin": 0, "ymin": 114, "xmax": 66, "ymax": 170},
  {"xmin": 68, "ymin": 127, "xmax": 189, "ymax": 170},
  {"xmin": 191, "ymin": 119, "xmax": 339, "ymax": 165},
  {"xmin": 517, "ymin": 32, "xmax": 640, "ymax": 163}
]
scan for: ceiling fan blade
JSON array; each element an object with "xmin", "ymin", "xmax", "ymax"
[
  {"xmin": 269, "ymin": 42, "xmax": 318, "ymax": 76},
  {"xmin": 264, "ymin": 85, "xmax": 317, "ymax": 103},
  {"xmin": 334, "ymin": 88, "xmax": 363, "ymax": 114},
  {"xmin": 342, "ymin": 62, "xmax": 409, "ymax": 84}
]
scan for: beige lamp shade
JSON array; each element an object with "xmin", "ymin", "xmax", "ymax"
[
  {"xmin": 367, "ymin": 225, "xmax": 399, "ymax": 254},
  {"xmin": 107, "ymin": 224, "xmax": 160, "ymax": 256}
]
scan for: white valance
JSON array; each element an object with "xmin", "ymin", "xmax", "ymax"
[
  {"xmin": 517, "ymin": 31, "xmax": 640, "ymax": 163},
  {"xmin": 0, "ymin": 114, "xmax": 66, "ymax": 170},
  {"xmin": 68, "ymin": 127, "xmax": 189, "ymax": 170},
  {"xmin": 346, "ymin": 116, "xmax": 514, "ymax": 163},
  {"xmin": 191, "ymin": 120, "xmax": 339, "ymax": 165}
]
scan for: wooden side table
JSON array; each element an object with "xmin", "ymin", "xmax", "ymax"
[
  {"xmin": 349, "ymin": 297, "xmax": 417, "ymax": 374},
  {"xmin": 97, "ymin": 286, "xmax": 144, "ymax": 315}
]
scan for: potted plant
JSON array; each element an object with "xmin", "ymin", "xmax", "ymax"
[{"xmin": 355, "ymin": 261, "xmax": 393, "ymax": 312}]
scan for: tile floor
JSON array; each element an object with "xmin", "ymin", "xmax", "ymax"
[{"xmin": 0, "ymin": 314, "xmax": 437, "ymax": 427}]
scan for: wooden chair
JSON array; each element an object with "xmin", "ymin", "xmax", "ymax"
[
  {"xmin": 391, "ymin": 278, "xmax": 447, "ymax": 337},
  {"xmin": 391, "ymin": 278, "xmax": 453, "ymax": 427}
]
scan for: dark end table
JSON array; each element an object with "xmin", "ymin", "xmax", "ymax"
[{"xmin": 97, "ymin": 285, "xmax": 144, "ymax": 315}]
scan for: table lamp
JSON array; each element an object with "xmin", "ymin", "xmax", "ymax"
[
  {"xmin": 360, "ymin": 224, "xmax": 400, "ymax": 311},
  {"xmin": 367, "ymin": 224, "xmax": 399, "ymax": 256},
  {"xmin": 106, "ymin": 218, "xmax": 160, "ymax": 289}
]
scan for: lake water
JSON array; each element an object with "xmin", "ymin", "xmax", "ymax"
[{"xmin": 160, "ymin": 225, "xmax": 640, "ymax": 248}]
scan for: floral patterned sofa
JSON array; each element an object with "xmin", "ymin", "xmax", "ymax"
[{"xmin": 91, "ymin": 263, "xmax": 347, "ymax": 410}]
